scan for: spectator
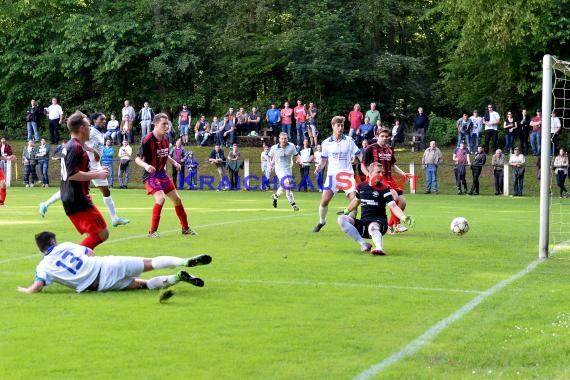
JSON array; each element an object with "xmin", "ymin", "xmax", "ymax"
[
  {"xmin": 46, "ymin": 97, "xmax": 64, "ymax": 145},
  {"xmin": 26, "ymin": 99, "xmax": 42, "ymax": 143},
  {"xmin": 294, "ymin": 100, "xmax": 307, "ymax": 147},
  {"xmin": 298, "ymin": 139, "xmax": 314, "ymax": 192},
  {"xmin": 36, "ymin": 138, "xmax": 50, "ymax": 187},
  {"xmin": 348, "ymin": 104, "xmax": 364, "ymax": 140},
  {"xmin": 503, "ymin": 111, "xmax": 518, "ymax": 154},
  {"xmin": 529, "ymin": 109, "xmax": 542, "ymax": 156},
  {"xmin": 551, "ymin": 110, "xmax": 562, "ymax": 156},
  {"xmin": 178, "ymin": 105, "xmax": 191, "ymax": 146},
  {"xmin": 169, "ymin": 138, "xmax": 186, "ymax": 190},
  {"xmin": 117, "ymin": 139, "xmax": 132, "ymax": 189},
  {"xmin": 138, "ymin": 101, "xmax": 155, "ymax": 142},
  {"xmin": 120, "ymin": 100, "xmax": 136, "ymax": 144},
  {"xmin": 518, "ymin": 109, "xmax": 531, "ymax": 155},
  {"xmin": 413, "ymin": 106, "xmax": 429, "ymax": 150},
  {"xmin": 226, "ymin": 143, "xmax": 242, "ymax": 190},
  {"xmin": 22, "ymin": 139, "xmax": 39, "ymax": 187},
  {"xmin": 552, "ymin": 148, "xmax": 568, "ymax": 198},
  {"xmin": 492, "ymin": 149, "xmax": 505, "ymax": 195},
  {"xmin": 260, "ymin": 143, "xmax": 272, "ymax": 189},
  {"xmin": 120, "ymin": 115, "xmax": 131, "ymax": 145},
  {"xmin": 483, "ymin": 104, "xmax": 500, "ymax": 154},
  {"xmin": 185, "ymin": 151, "xmax": 199, "ymax": 190},
  {"xmin": 105, "ymin": 113, "xmax": 120, "ymax": 145},
  {"xmin": 208, "ymin": 116, "xmax": 223, "ymax": 146},
  {"xmin": 469, "ymin": 110, "xmax": 483, "ymax": 153},
  {"xmin": 509, "ymin": 147, "xmax": 525, "ymax": 196},
  {"xmin": 365, "ymin": 102, "xmax": 381, "ymax": 126},
  {"xmin": 456, "ymin": 113, "xmax": 472, "ymax": 149},
  {"xmin": 265, "ymin": 103, "xmax": 280, "ymax": 145},
  {"xmin": 422, "ymin": 140, "xmax": 443, "ymax": 194},
  {"xmin": 0, "ymin": 137, "xmax": 16, "ymax": 206},
  {"xmin": 453, "ymin": 141, "xmax": 470, "ymax": 195},
  {"xmin": 235, "ymin": 107, "xmax": 249, "ymax": 136},
  {"xmin": 248, "ymin": 107, "xmax": 261, "ymax": 135},
  {"xmin": 307, "ymin": 102, "xmax": 318, "ymax": 147},
  {"xmin": 101, "ymin": 139, "xmax": 115, "ymax": 188},
  {"xmin": 51, "ymin": 139, "xmax": 67, "ymax": 160},
  {"xmin": 358, "ymin": 117, "xmax": 375, "ymax": 147},
  {"xmin": 280, "ymin": 101, "xmax": 293, "ymax": 141},
  {"xmin": 313, "ymin": 144, "xmax": 323, "ymax": 192},
  {"xmin": 208, "ymin": 144, "xmax": 226, "ymax": 182},
  {"xmin": 469, "ymin": 145, "xmax": 486, "ymax": 195},
  {"xmin": 194, "ymin": 115, "xmax": 208, "ymax": 146},
  {"xmin": 222, "ymin": 115, "xmax": 236, "ymax": 147},
  {"xmin": 390, "ymin": 119, "xmax": 405, "ymax": 149}
]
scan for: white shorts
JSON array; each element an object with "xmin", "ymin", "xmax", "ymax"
[
  {"xmin": 323, "ymin": 172, "xmax": 357, "ymax": 196},
  {"xmin": 88, "ymin": 158, "xmax": 110, "ymax": 187},
  {"xmin": 97, "ymin": 256, "xmax": 145, "ymax": 291},
  {"xmin": 275, "ymin": 169, "xmax": 294, "ymax": 188}
]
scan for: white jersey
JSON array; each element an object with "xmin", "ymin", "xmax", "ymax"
[
  {"xmin": 34, "ymin": 242, "xmax": 102, "ymax": 293},
  {"xmin": 86, "ymin": 125, "xmax": 105, "ymax": 158},
  {"xmin": 269, "ymin": 142, "xmax": 298, "ymax": 175},
  {"xmin": 321, "ymin": 134, "xmax": 360, "ymax": 175}
]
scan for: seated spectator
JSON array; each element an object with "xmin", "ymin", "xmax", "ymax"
[
  {"xmin": 194, "ymin": 115, "xmax": 208, "ymax": 146},
  {"xmin": 208, "ymin": 144, "xmax": 226, "ymax": 182},
  {"xmin": 390, "ymin": 119, "xmax": 405, "ymax": 148},
  {"xmin": 105, "ymin": 113, "xmax": 120, "ymax": 145},
  {"xmin": 210, "ymin": 116, "xmax": 224, "ymax": 146},
  {"xmin": 117, "ymin": 139, "xmax": 132, "ymax": 189},
  {"xmin": 222, "ymin": 115, "xmax": 236, "ymax": 147},
  {"xmin": 101, "ymin": 139, "xmax": 115, "ymax": 187},
  {"xmin": 248, "ymin": 107, "xmax": 261, "ymax": 135},
  {"xmin": 356, "ymin": 117, "xmax": 374, "ymax": 146},
  {"xmin": 185, "ymin": 151, "xmax": 199, "ymax": 189}
]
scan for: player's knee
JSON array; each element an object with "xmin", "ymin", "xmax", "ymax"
[
  {"xmin": 368, "ymin": 222, "xmax": 380, "ymax": 235},
  {"xmin": 99, "ymin": 228, "xmax": 109, "ymax": 241}
]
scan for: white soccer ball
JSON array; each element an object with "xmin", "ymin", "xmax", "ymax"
[
  {"xmin": 249, "ymin": 131, "xmax": 258, "ymax": 137},
  {"xmin": 450, "ymin": 217, "xmax": 469, "ymax": 235}
]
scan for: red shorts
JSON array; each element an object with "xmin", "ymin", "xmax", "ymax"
[
  {"xmin": 0, "ymin": 168, "xmax": 4, "ymax": 181},
  {"xmin": 386, "ymin": 178, "xmax": 404, "ymax": 196},
  {"xmin": 145, "ymin": 174, "xmax": 176, "ymax": 195},
  {"xmin": 68, "ymin": 207, "xmax": 107, "ymax": 235}
]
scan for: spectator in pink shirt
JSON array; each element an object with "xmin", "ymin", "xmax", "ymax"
[
  {"xmin": 348, "ymin": 104, "xmax": 364, "ymax": 140},
  {"xmin": 280, "ymin": 101, "xmax": 293, "ymax": 141}
]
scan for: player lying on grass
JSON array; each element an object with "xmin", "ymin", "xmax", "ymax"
[
  {"xmin": 337, "ymin": 162, "xmax": 415, "ymax": 255},
  {"xmin": 17, "ymin": 231, "xmax": 212, "ymax": 294}
]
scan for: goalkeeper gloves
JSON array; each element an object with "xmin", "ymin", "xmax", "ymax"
[
  {"xmin": 402, "ymin": 215, "xmax": 416, "ymax": 228},
  {"xmin": 336, "ymin": 208, "xmax": 350, "ymax": 216}
]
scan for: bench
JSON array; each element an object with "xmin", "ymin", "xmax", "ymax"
[{"xmin": 406, "ymin": 133, "xmax": 423, "ymax": 152}]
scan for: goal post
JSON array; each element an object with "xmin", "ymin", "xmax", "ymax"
[{"xmin": 539, "ymin": 54, "xmax": 553, "ymax": 258}]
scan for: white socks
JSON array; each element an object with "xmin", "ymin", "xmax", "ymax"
[
  {"xmin": 45, "ymin": 190, "xmax": 62, "ymax": 206},
  {"xmin": 146, "ymin": 275, "xmax": 177, "ymax": 290},
  {"xmin": 286, "ymin": 192, "xmax": 295, "ymax": 205},
  {"xmin": 151, "ymin": 256, "xmax": 185, "ymax": 269},
  {"xmin": 368, "ymin": 223, "xmax": 383, "ymax": 250},
  {"xmin": 319, "ymin": 205, "xmax": 328, "ymax": 224},
  {"xmin": 338, "ymin": 215, "xmax": 365, "ymax": 245},
  {"xmin": 103, "ymin": 196, "xmax": 117, "ymax": 220}
]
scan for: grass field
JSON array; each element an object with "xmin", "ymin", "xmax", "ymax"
[{"xmin": 1, "ymin": 187, "xmax": 569, "ymax": 379}]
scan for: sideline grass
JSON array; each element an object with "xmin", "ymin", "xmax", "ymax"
[{"xmin": 1, "ymin": 187, "xmax": 568, "ymax": 379}]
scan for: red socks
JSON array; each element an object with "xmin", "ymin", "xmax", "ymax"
[
  {"xmin": 81, "ymin": 234, "xmax": 103, "ymax": 250},
  {"xmin": 150, "ymin": 203, "xmax": 163, "ymax": 233},
  {"xmin": 0, "ymin": 188, "xmax": 5, "ymax": 204},
  {"xmin": 174, "ymin": 204, "xmax": 189, "ymax": 230}
]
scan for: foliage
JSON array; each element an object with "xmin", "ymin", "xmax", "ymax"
[{"xmin": 426, "ymin": 113, "xmax": 457, "ymax": 146}]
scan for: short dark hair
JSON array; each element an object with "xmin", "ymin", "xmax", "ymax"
[
  {"xmin": 67, "ymin": 111, "xmax": 88, "ymax": 133},
  {"xmin": 35, "ymin": 231, "xmax": 56, "ymax": 253},
  {"xmin": 91, "ymin": 112, "xmax": 105, "ymax": 122}
]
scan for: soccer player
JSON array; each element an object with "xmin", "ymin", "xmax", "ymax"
[
  {"xmin": 361, "ymin": 127, "xmax": 409, "ymax": 234},
  {"xmin": 337, "ymin": 162, "xmax": 414, "ymax": 255},
  {"xmin": 17, "ymin": 231, "xmax": 211, "ymax": 294},
  {"xmin": 268, "ymin": 132, "xmax": 300, "ymax": 211},
  {"xmin": 135, "ymin": 113, "xmax": 197, "ymax": 237},
  {"xmin": 38, "ymin": 113, "xmax": 130, "ymax": 228},
  {"xmin": 0, "ymin": 137, "xmax": 16, "ymax": 206},
  {"xmin": 313, "ymin": 116, "xmax": 361, "ymax": 232},
  {"xmin": 60, "ymin": 111, "xmax": 110, "ymax": 249}
]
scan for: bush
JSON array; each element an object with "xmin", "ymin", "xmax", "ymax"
[{"xmin": 426, "ymin": 113, "xmax": 456, "ymax": 146}]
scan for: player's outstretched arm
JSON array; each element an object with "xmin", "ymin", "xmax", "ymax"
[{"xmin": 17, "ymin": 281, "xmax": 44, "ymax": 294}]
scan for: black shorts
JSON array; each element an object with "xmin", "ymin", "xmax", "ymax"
[{"xmin": 353, "ymin": 218, "xmax": 388, "ymax": 239}]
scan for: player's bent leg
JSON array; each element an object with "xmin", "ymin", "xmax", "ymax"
[
  {"xmin": 368, "ymin": 222, "xmax": 387, "ymax": 256},
  {"xmin": 338, "ymin": 215, "xmax": 370, "ymax": 251}
]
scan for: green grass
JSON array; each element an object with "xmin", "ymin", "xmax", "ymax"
[{"xmin": 1, "ymin": 187, "xmax": 568, "ymax": 379}]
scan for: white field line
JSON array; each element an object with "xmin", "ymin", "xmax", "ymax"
[{"xmin": 353, "ymin": 241, "xmax": 570, "ymax": 380}]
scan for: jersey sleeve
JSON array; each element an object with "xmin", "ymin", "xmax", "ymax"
[
  {"xmin": 320, "ymin": 142, "xmax": 329, "ymax": 159},
  {"xmin": 65, "ymin": 143, "xmax": 83, "ymax": 177}
]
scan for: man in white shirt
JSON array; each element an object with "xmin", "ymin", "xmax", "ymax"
[
  {"xmin": 17, "ymin": 231, "xmax": 211, "ymax": 294},
  {"xmin": 551, "ymin": 110, "xmax": 562, "ymax": 156},
  {"xmin": 268, "ymin": 132, "xmax": 300, "ymax": 211},
  {"xmin": 483, "ymin": 104, "xmax": 500, "ymax": 154},
  {"xmin": 313, "ymin": 116, "xmax": 361, "ymax": 232},
  {"xmin": 47, "ymin": 97, "xmax": 64, "ymax": 144}
]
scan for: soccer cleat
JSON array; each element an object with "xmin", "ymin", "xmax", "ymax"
[
  {"xmin": 395, "ymin": 224, "xmax": 408, "ymax": 233},
  {"xmin": 112, "ymin": 217, "xmax": 130, "ymax": 227},
  {"xmin": 147, "ymin": 231, "xmax": 160, "ymax": 238},
  {"xmin": 312, "ymin": 222, "xmax": 326, "ymax": 232},
  {"xmin": 186, "ymin": 254, "xmax": 212, "ymax": 267},
  {"xmin": 292, "ymin": 205, "xmax": 299, "ymax": 212},
  {"xmin": 272, "ymin": 194, "xmax": 278, "ymax": 208},
  {"xmin": 39, "ymin": 203, "xmax": 48, "ymax": 218},
  {"xmin": 360, "ymin": 242, "xmax": 372, "ymax": 252},
  {"xmin": 158, "ymin": 289, "xmax": 175, "ymax": 303},
  {"xmin": 371, "ymin": 248, "xmax": 387, "ymax": 256},
  {"xmin": 177, "ymin": 271, "xmax": 204, "ymax": 287},
  {"xmin": 387, "ymin": 226, "xmax": 395, "ymax": 235},
  {"xmin": 182, "ymin": 228, "xmax": 198, "ymax": 235}
]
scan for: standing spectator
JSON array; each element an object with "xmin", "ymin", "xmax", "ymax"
[
  {"xmin": 194, "ymin": 115, "xmax": 208, "ymax": 146},
  {"xmin": 185, "ymin": 151, "xmax": 199, "ymax": 190},
  {"xmin": 135, "ymin": 113, "xmax": 197, "ymax": 237},
  {"xmin": 456, "ymin": 113, "xmax": 472, "ymax": 149},
  {"xmin": 365, "ymin": 103, "xmax": 381, "ymax": 126},
  {"xmin": 138, "ymin": 101, "xmax": 155, "ymax": 142},
  {"xmin": 469, "ymin": 145, "xmax": 486, "ymax": 195},
  {"xmin": 46, "ymin": 97, "xmax": 64, "ymax": 144},
  {"xmin": 422, "ymin": 140, "xmax": 443, "ymax": 194},
  {"xmin": 120, "ymin": 116, "xmax": 131, "ymax": 145},
  {"xmin": 469, "ymin": 110, "xmax": 483, "ymax": 153},
  {"xmin": 265, "ymin": 103, "xmax": 280, "ymax": 145},
  {"xmin": 22, "ymin": 139, "xmax": 39, "ymax": 187},
  {"xmin": 453, "ymin": 141, "xmax": 471, "ymax": 194},
  {"xmin": 0, "ymin": 137, "xmax": 16, "ymax": 206},
  {"xmin": 51, "ymin": 139, "xmax": 67, "ymax": 160},
  {"xmin": 553, "ymin": 148, "xmax": 568, "ymax": 198},
  {"xmin": 503, "ymin": 111, "xmax": 518, "ymax": 154},
  {"xmin": 248, "ymin": 107, "xmax": 261, "ymax": 135},
  {"xmin": 313, "ymin": 144, "xmax": 323, "ymax": 192},
  {"xmin": 348, "ymin": 104, "xmax": 364, "ymax": 140},
  {"xmin": 551, "ymin": 110, "xmax": 562, "ymax": 156},
  {"xmin": 483, "ymin": 104, "xmax": 500, "ymax": 154},
  {"xmin": 210, "ymin": 116, "xmax": 224, "ymax": 146},
  {"xmin": 36, "ymin": 138, "xmax": 50, "ymax": 187},
  {"xmin": 208, "ymin": 144, "xmax": 226, "ymax": 182},
  {"xmin": 518, "ymin": 109, "xmax": 531, "ymax": 155},
  {"xmin": 120, "ymin": 100, "xmax": 136, "ymax": 144},
  {"xmin": 260, "ymin": 143, "xmax": 272, "ymax": 189},
  {"xmin": 509, "ymin": 147, "xmax": 525, "ymax": 196},
  {"xmin": 101, "ymin": 139, "xmax": 115, "ymax": 188},
  {"xmin": 280, "ymin": 101, "xmax": 293, "ymax": 140},
  {"xmin": 105, "ymin": 113, "xmax": 120, "ymax": 145},
  {"xmin": 169, "ymin": 138, "xmax": 186, "ymax": 190},
  {"xmin": 178, "ymin": 104, "xmax": 191, "ymax": 146},
  {"xmin": 117, "ymin": 139, "xmax": 132, "ymax": 189},
  {"xmin": 26, "ymin": 99, "xmax": 42, "ymax": 143},
  {"xmin": 222, "ymin": 115, "xmax": 236, "ymax": 147},
  {"xmin": 529, "ymin": 110, "xmax": 542, "ymax": 156},
  {"xmin": 307, "ymin": 102, "xmax": 318, "ymax": 147},
  {"xmin": 298, "ymin": 139, "xmax": 314, "ymax": 192},
  {"xmin": 235, "ymin": 107, "xmax": 249, "ymax": 136},
  {"xmin": 226, "ymin": 143, "xmax": 242, "ymax": 190},
  {"xmin": 269, "ymin": 132, "xmax": 300, "ymax": 211},
  {"xmin": 294, "ymin": 100, "xmax": 307, "ymax": 147},
  {"xmin": 413, "ymin": 106, "xmax": 429, "ymax": 150},
  {"xmin": 492, "ymin": 149, "xmax": 506, "ymax": 195}
]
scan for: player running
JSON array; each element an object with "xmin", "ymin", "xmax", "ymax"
[
  {"xmin": 337, "ymin": 162, "xmax": 415, "ymax": 255},
  {"xmin": 313, "ymin": 116, "xmax": 361, "ymax": 232},
  {"xmin": 268, "ymin": 132, "xmax": 300, "ymax": 211}
]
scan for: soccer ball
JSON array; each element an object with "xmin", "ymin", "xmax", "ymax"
[
  {"xmin": 249, "ymin": 131, "xmax": 258, "ymax": 137},
  {"xmin": 450, "ymin": 217, "xmax": 469, "ymax": 235}
]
